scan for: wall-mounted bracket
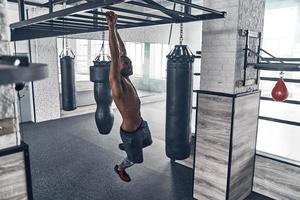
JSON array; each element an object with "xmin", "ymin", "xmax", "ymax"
[{"xmin": 241, "ymin": 29, "xmax": 300, "ymax": 86}]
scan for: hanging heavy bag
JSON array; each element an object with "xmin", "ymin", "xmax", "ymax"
[
  {"xmin": 60, "ymin": 51, "xmax": 77, "ymax": 111},
  {"xmin": 90, "ymin": 55, "xmax": 114, "ymax": 135},
  {"xmin": 165, "ymin": 45, "xmax": 194, "ymax": 160},
  {"xmin": 59, "ymin": 34, "xmax": 77, "ymax": 111}
]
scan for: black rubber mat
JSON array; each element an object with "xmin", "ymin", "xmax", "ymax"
[{"xmin": 22, "ymin": 102, "xmax": 271, "ymax": 200}]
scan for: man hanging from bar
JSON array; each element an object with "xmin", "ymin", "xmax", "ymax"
[{"xmin": 106, "ymin": 11, "xmax": 153, "ymax": 182}]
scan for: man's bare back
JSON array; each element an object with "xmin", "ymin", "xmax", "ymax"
[{"xmin": 113, "ymin": 76, "xmax": 141, "ymax": 132}]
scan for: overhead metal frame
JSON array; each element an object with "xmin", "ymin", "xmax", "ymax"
[{"xmin": 10, "ymin": 0, "xmax": 226, "ymax": 41}]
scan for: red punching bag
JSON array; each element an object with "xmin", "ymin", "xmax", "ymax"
[{"xmin": 271, "ymin": 75, "xmax": 288, "ymax": 101}]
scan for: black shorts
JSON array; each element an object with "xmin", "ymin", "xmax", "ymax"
[{"xmin": 120, "ymin": 120, "xmax": 152, "ymax": 164}]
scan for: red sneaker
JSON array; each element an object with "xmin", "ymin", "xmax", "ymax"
[{"xmin": 114, "ymin": 165, "xmax": 131, "ymax": 182}]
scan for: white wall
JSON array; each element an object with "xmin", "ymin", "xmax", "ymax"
[
  {"xmin": 8, "ymin": 3, "xmax": 61, "ymax": 122},
  {"xmin": 30, "ymin": 38, "xmax": 61, "ymax": 122}
]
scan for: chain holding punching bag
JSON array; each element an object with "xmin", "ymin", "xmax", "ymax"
[
  {"xmin": 90, "ymin": 54, "xmax": 114, "ymax": 135},
  {"xmin": 272, "ymin": 72, "xmax": 288, "ymax": 101},
  {"xmin": 60, "ymin": 37, "xmax": 77, "ymax": 111},
  {"xmin": 165, "ymin": 45, "xmax": 194, "ymax": 160}
]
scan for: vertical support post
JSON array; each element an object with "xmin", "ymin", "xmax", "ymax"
[
  {"xmin": 26, "ymin": 9, "xmax": 37, "ymax": 123},
  {"xmin": 49, "ymin": 0, "xmax": 53, "ymax": 13},
  {"xmin": 23, "ymin": 143, "xmax": 33, "ymax": 199},
  {"xmin": 18, "ymin": 0, "xmax": 26, "ymax": 21},
  {"xmin": 255, "ymin": 32, "xmax": 262, "ymax": 84},
  {"xmin": 243, "ymin": 30, "xmax": 249, "ymax": 86},
  {"xmin": 184, "ymin": 0, "xmax": 191, "ymax": 14},
  {"xmin": 93, "ymin": 9, "xmax": 98, "ymax": 29}
]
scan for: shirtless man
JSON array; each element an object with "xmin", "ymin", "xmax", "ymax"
[{"xmin": 106, "ymin": 11, "xmax": 152, "ymax": 182}]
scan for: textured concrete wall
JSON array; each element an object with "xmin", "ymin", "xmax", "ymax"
[
  {"xmin": 0, "ymin": 1, "xmax": 28, "ymax": 199},
  {"xmin": 0, "ymin": 0, "xmax": 10, "ymax": 59},
  {"xmin": 199, "ymin": 0, "xmax": 239, "ymax": 94},
  {"xmin": 31, "ymin": 38, "xmax": 61, "ymax": 122},
  {"xmin": 200, "ymin": 0, "xmax": 265, "ymax": 94},
  {"xmin": 0, "ymin": 85, "xmax": 19, "ymax": 149},
  {"xmin": 0, "ymin": 0, "xmax": 20, "ymax": 149},
  {"xmin": 234, "ymin": 0, "xmax": 266, "ymax": 93}
]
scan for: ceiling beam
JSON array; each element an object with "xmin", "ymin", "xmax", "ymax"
[{"xmin": 7, "ymin": 0, "xmax": 48, "ymax": 7}]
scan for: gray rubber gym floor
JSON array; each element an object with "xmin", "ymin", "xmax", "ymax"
[{"xmin": 22, "ymin": 101, "xmax": 271, "ymax": 200}]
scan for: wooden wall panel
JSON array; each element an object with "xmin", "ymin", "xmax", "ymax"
[
  {"xmin": 194, "ymin": 93, "xmax": 233, "ymax": 200},
  {"xmin": 253, "ymin": 155, "xmax": 300, "ymax": 200},
  {"xmin": 0, "ymin": 151, "xmax": 28, "ymax": 200},
  {"xmin": 229, "ymin": 93, "xmax": 260, "ymax": 200},
  {"xmin": 193, "ymin": 91, "xmax": 260, "ymax": 200}
]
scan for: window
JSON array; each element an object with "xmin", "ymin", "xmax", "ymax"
[
  {"xmin": 125, "ymin": 42, "xmax": 144, "ymax": 76},
  {"xmin": 75, "ymin": 39, "xmax": 90, "ymax": 81},
  {"xmin": 149, "ymin": 43, "xmax": 171, "ymax": 79},
  {"xmin": 57, "ymin": 38, "xmax": 144, "ymax": 82},
  {"xmin": 91, "ymin": 40, "xmax": 110, "ymax": 60},
  {"xmin": 257, "ymin": 2, "xmax": 300, "ymax": 162}
]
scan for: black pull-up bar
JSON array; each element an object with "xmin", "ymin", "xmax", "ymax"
[{"xmin": 10, "ymin": 0, "xmax": 226, "ymax": 41}]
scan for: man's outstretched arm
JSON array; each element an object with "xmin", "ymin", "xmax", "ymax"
[
  {"xmin": 116, "ymin": 30, "xmax": 127, "ymax": 56},
  {"xmin": 106, "ymin": 12, "xmax": 123, "ymax": 98}
]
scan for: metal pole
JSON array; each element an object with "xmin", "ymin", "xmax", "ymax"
[
  {"xmin": 26, "ymin": 9, "xmax": 37, "ymax": 123},
  {"xmin": 256, "ymin": 32, "xmax": 261, "ymax": 84},
  {"xmin": 49, "ymin": 0, "xmax": 53, "ymax": 13},
  {"xmin": 93, "ymin": 9, "xmax": 98, "ymax": 29},
  {"xmin": 18, "ymin": 0, "xmax": 26, "ymax": 21},
  {"xmin": 184, "ymin": 0, "xmax": 191, "ymax": 14},
  {"xmin": 243, "ymin": 30, "xmax": 249, "ymax": 86}
]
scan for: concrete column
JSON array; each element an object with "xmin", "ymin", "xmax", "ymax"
[
  {"xmin": 0, "ymin": 0, "xmax": 20, "ymax": 150},
  {"xmin": 193, "ymin": 0, "xmax": 265, "ymax": 200},
  {"xmin": 31, "ymin": 38, "xmax": 61, "ymax": 122},
  {"xmin": 0, "ymin": 0, "xmax": 29, "ymax": 199}
]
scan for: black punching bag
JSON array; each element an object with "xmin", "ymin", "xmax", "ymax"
[
  {"xmin": 90, "ymin": 59, "xmax": 114, "ymax": 135},
  {"xmin": 165, "ymin": 45, "xmax": 194, "ymax": 160},
  {"xmin": 60, "ymin": 55, "xmax": 77, "ymax": 111}
]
